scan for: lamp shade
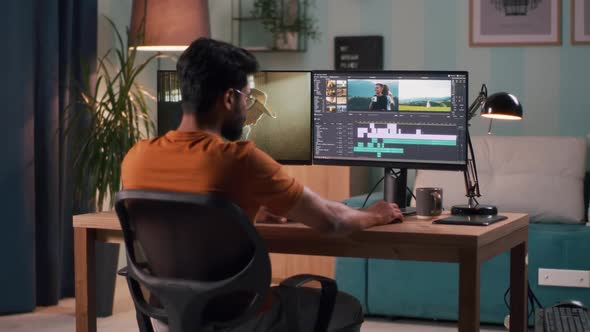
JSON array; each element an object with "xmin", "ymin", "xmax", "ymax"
[
  {"xmin": 481, "ymin": 92, "xmax": 523, "ymax": 120},
  {"xmin": 129, "ymin": 0, "xmax": 210, "ymax": 51}
]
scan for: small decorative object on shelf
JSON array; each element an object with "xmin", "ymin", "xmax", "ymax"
[{"xmin": 231, "ymin": 0, "xmax": 320, "ymax": 52}]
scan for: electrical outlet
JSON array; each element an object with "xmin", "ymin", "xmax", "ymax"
[{"xmin": 538, "ymin": 268, "xmax": 590, "ymax": 288}]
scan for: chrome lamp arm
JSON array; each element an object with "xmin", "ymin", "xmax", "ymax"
[
  {"xmin": 467, "ymin": 84, "xmax": 488, "ymax": 121},
  {"xmin": 464, "ymin": 129, "xmax": 481, "ymax": 207},
  {"xmin": 452, "ymin": 84, "xmax": 497, "ymax": 215},
  {"xmin": 452, "ymin": 84, "xmax": 521, "ymax": 216},
  {"xmin": 464, "ymin": 84, "xmax": 488, "ymax": 206}
]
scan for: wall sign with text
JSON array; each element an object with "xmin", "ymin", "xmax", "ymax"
[{"xmin": 334, "ymin": 36, "xmax": 383, "ymax": 70}]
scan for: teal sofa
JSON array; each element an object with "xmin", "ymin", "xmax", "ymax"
[{"xmin": 336, "ymin": 136, "xmax": 590, "ymax": 324}]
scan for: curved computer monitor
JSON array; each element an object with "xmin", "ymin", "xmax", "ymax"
[
  {"xmin": 312, "ymin": 70, "xmax": 468, "ymax": 207},
  {"xmin": 157, "ymin": 70, "xmax": 312, "ymax": 165}
]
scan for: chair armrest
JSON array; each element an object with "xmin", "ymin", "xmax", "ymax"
[
  {"xmin": 117, "ymin": 266, "xmax": 128, "ymax": 276},
  {"xmin": 279, "ymin": 274, "xmax": 338, "ymax": 332},
  {"xmin": 118, "ymin": 263, "xmax": 150, "ymax": 277},
  {"xmin": 119, "ymin": 266, "xmax": 168, "ymax": 323},
  {"xmin": 279, "ymin": 274, "xmax": 336, "ymax": 289}
]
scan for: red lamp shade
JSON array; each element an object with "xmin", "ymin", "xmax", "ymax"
[{"xmin": 129, "ymin": 0, "xmax": 210, "ymax": 51}]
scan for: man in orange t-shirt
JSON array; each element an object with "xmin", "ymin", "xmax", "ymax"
[{"xmin": 122, "ymin": 38, "xmax": 403, "ymax": 332}]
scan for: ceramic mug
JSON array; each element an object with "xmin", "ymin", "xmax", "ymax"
[{"xmin": 416, "ymin": 187, "xmax": 443, "ymax": 219}]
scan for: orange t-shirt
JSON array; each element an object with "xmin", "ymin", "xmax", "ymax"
[{"xmin": 121, "ymin": 130, "xmax": 303, "ymax": 221}]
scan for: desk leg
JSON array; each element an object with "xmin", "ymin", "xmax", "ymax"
[
  {"xmin": 459, "ymin": 249, "xmax": 480, "ymax": 332},
  {"xmin": 510, "ymin": 241, "xmax": 528, "ymax": 332},
  {"xmin": 74, "ymin": 228, "xmax": 97, "ymax": 332}
]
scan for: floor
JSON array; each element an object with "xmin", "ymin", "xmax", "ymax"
[{"xmin": 0, "ymin": 278, "xmax": 513, "ymax": 331}]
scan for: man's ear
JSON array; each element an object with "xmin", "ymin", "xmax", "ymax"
[{"xmin": 222, "ymin": 89, "xmax": 235, "ymax": 111}]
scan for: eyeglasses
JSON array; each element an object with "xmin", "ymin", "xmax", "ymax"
[{"xmin": 232, "ymin": 88, "xmax": 256, "ymax": 109}]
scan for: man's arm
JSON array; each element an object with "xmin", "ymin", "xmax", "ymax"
[
  {"xmin": 285, "ymin": 187, "xmax": 402, "ymax": 236},
  {"xmin": 242, "ymin": 146, "xmax": 401, "ymax": 234}
]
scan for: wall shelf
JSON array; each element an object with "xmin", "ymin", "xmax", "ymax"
[{"xmin": 231, "ymin": 0, "xmax": 310, "ymax": 52}]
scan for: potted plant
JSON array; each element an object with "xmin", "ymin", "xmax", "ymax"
[
  {"xmin": 251, "ymin": 0, "xmax": 320, "ymax": 50},
  {"xmin": 65, "ymin": 17, "xmax": 161, "ymax": 211}
]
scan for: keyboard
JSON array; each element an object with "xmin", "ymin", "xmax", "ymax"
[{"xmin": 535, "ymin": 307, "xmax": 590, "ymax": 332}]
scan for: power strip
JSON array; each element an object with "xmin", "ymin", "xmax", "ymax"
[{"xmin": 538, "ymin": 268, "xmax": 590, "ymax": 288}]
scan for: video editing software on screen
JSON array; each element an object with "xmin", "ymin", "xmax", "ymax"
[{"xmin": 312, "ymin": 71, "xmax": 468, "ymax": 169}]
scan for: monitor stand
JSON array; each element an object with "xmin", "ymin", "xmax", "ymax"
[{"xmin": 384, "ymin": 168, "xmax": 416, "ymax": 215}]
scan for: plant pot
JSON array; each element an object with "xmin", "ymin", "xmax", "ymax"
[{"xmin": 275, "ymin": 31, "xmax": 299, "ymax": 50}]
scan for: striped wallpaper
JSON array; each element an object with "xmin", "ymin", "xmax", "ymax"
[{"xmin": 101, "ymin": 0, "xmax": 590, "ymax": 179}]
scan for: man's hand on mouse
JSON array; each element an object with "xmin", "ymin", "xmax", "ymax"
[
  {"xmin": 365, "ymin": 200, "xmax": 403, "ymax": 225},
  {"xmin": 255, "ymin": 206, "xmax": 288, "ymax": 224}
]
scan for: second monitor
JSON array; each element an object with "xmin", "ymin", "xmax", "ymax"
[
  {"xmin": 245, "ymin": 71, "xmax": 312, "ymax": 164},
  {"xmin": 157, "ymin": 70, "xmax": 312, "ymax": 164}
]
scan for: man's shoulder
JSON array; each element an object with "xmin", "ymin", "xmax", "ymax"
[
  {"xmin": 126, "ymin": 137, "xmax": 161, "ymax": 155},
  {"xmin": 123, "ymin": 135, "xmax": 263, "ymax": 166},
  {"xmin": 135, "ymin": 137, "xmax": 156, "ymax": 147},
  {"xmin": 215, "ymin": 139, "xmax": 255, "ymax": 158},
  {"xmin": 122, "ymin": 138, "xmax": 155, "ymax": 166}
]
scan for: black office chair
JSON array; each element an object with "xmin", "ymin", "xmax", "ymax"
[{"xmin": 114, "ymin": 189, "xmax": 349, "ymax": 332}]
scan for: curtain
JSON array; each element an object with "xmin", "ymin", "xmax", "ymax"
[{"xmin": 0, "ymin": 0, "xmax": 96, "ymax": 312}]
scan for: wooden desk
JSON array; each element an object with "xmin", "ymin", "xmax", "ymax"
[{"xmin": 74, "ymin": 212, "xmax": 529, "ymax": 332}]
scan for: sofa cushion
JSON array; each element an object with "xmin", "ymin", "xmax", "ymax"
[{"xmin": 412, "ymin": 136, "xmax": 587, "ymax": 224}]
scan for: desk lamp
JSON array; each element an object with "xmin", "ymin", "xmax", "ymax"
[{"xmin": 451, "ymin": 84, "xmax": 523, "ymax": 216}]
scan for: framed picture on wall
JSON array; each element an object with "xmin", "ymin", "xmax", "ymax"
[
  {"xmin": 470, "ymin": 0, "xmax": 561, "ymax": 46},
  {"xmin": 572, "ymin": 0, "xmax": 590, "ymax": 44}
]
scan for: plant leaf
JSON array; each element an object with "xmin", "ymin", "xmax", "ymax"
[{"xmin": 63, "ymin": 15, "xmax": 157, "ymax": 210}]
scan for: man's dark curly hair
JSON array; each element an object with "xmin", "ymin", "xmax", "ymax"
[{"xmin": 176, "ymin": 38, "xmax": 258, "ymax": 115}]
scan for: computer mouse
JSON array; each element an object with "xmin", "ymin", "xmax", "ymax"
[
  {"xmin": 389, "ymin": 218, "xmax": 402, "ymax": 224},
  {"xmin": 555, "ymin": 300, "xmax": 587, "ymax": 310}
]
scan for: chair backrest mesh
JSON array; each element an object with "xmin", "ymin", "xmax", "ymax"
[
  {"xmin": 122, "ymin": 196, "xmax": 261, "ymax": 322},
  {"xmin": 126, "ymin": 199, "xmax": 255, "ymax": 281}
]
